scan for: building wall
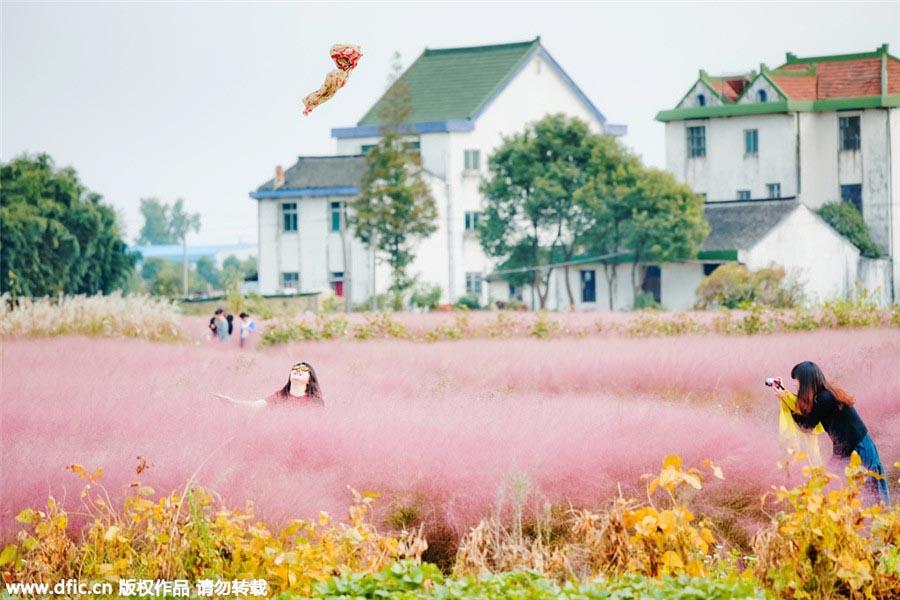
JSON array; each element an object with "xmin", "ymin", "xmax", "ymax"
[
  {"xmin": 744, "ymin": 206, "xmax": 860, "ymax": 304},
  {"xmin": 256, "ymin": 194, "xmax": 389, "ymax": 302},
  {"xmin": 736, "ymin": 76, "xmax": 785, "ymax": 105},
  {"xmin": 798, "ymin": 108, "xmax": 894, "ymax": 256},
  {"xmin": 326, "ymin": 50, "xmax": 608, "ymax": 305},
  {"xmin": 665, "ymin": 113, "xmax": 798, "ymax": 201},
  {"xmin": 660, "ymin": 263, "xmax": 707, "ymax": 310},
  {"xmin": 678, "ymin": 81, "xmax": 725, "ymax": 108},
  {"xmin": 890, "ymin": 107, "xmax": 900, "ymax": 300}
]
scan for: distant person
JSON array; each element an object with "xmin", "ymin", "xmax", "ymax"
[
  {"xmin": 214, "ymin": 308, "xmax": 229, "ymax": 342},
  {"xmin": 215, "ymin": 362, "xmax": 325, "ymax": 408},
  {"xmin": 238, "ymin": 312, "xmax": 256, "ymax": 348},
  {"xmin": 208, "ymin": 309, "xmax": 220, "ymax": 340},
  {"xmin": 776, "ymin": 361, "xmax": 889, "ymax": 505}
]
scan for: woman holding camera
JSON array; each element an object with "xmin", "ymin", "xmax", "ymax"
[{"xmin": 779, "ymin": 361, "xmax": 889, "ymax": 505}]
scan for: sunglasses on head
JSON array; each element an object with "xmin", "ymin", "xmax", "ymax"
[{"xmin": 292, "ymin": 364, "xmax": 311, "ymax": 372}]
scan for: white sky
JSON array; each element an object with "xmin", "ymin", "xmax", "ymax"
[{"xmin": 2, "ymin": 1, "xmax": 898, "ymax": 245}]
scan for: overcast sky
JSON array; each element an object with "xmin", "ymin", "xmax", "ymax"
[{"xmin": 3, "ymin": 1, "xmax": 898, "ymax": 246}]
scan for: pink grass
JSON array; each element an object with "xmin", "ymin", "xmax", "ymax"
[{"xmin": 2, "ymin": 326, "xmax": 898, "ymax": 546}]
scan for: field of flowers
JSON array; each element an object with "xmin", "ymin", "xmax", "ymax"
[{"xmin": 2, "ymin": 304, "xmax": 899, "ymax": 597}]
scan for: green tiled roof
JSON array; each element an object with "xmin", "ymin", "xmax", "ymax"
[{"xmin": 358, "ymin": 39, "xmax": 540, "ymax": 125}]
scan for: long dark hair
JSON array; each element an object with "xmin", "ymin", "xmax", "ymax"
[
  {"xmin": 791, "ymin": 361, "xmax": 854, "ymax": 415},
  {"xmin": 276, "ymin": 362, "xmax": 323, "ymax": 402}
]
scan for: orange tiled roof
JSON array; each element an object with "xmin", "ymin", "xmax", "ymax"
[{"xmin": 771, "ymin": 55, "xmax": 897, "ymax": 100}]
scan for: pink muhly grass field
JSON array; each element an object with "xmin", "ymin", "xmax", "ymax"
[{"xmin": 2, "ymin": 328, "xmax": 898, "ymax": 547}]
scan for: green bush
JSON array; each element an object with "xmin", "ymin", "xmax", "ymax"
[
  {"xmin": 816, "ymin": 202, "xmax": 881, "ymax": 258},
  {"xmin": 455, "ymin": 293, "xmax": 482, "ymax": 311},
  {"xmin": 696, "ymin": 264, "xmax": 803, "ymax": 309},
  {"xmin": 633, "ymin": 291, "xmax": 662, "ymax": 310},
  {"xmin": 305, "ymin": 561, "xmax": 770, "ymax": 599},
  {"xmin": 410, "ymin": 284, "xmax": 442, "ymax": 311}
]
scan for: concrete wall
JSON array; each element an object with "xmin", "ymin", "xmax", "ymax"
[
  {"xmin": 324, "ymin": 50, "xmax": 610, "ymax": 306},
  {"xmin": 744, "ymin": 206, "xmax": 860, "ymax": 304},
  {"xmin": 665, "ymin": 113, "xmax": 798, "ymax": 201},
  {"xmin": 736, "ymin": 76, "xmax": 785, "ymax": 105}
]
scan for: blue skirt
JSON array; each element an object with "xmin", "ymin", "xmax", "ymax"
[{"xmin": 843, "ymin": 434, "xmax": 891, "ymax": 506}]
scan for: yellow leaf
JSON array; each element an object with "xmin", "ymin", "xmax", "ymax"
[
  {"xmin": 0, "ymin": 546, "xmax": 17, "ymax": 566},
  {"xmin": 660, "ymin": 550, "xmax": 684, "ymax": 572},
  {"xmin": 663, "ymin": 455, "xmax": 682, "ymax": 470},
  {"xmin": 15, "ymin": 509, "xmax": 35, "ymax": 524}
]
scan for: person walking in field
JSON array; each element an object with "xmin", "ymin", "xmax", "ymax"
[
  {"xmin": 215, "ymin": 362, "xmax": 325, "ymax": 408},
  {"xmin": 238, "ymin": 312, "xmax": 256, "ymax": 348},
  {"xmin": 213, "ymin": 308, "xmax": 229, "ymax": 342},
  {"xmin": 774, "ymin": 361, "xmax": 889, "ymax": 505}
]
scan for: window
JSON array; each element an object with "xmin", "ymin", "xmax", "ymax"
[
  {"xmin": 580, "ymin": 270, "xmax": 596, "ymax": 303},
  {"xmin": 767, "ymin": 183, "xmax": 781, "ymax": 199},
  {"xmin": 841, "ymin": 184, "xmax": 863, "ymax": 215},
  {"xmin": 509, "ymin": 284, "xmax": 523, "ymax": 301},
  {"xmin": 464, "ymin": 211, "xmax": 481, "ymax": 231},
  {"xmin": 282, "ymin": 203, "xmax": 298, "ymax": 232},
  {"xmin": 361, "ymin": 144, "xmax": 376, "ymax": 153},
  {"xmin": 703, "ymin": 264, "xmax": 721, "ymax": 276},
  {"xmin": 687, "ymin": 126, "xmax": 706, "ymax": 158},
  {"xmin": 330, "ymin": 272, "xmax": 344, "ymax": 297},
  {"xmin": 695, "ymin": 94, "xmax": 706, "ymax": 107},
  {"xmin": 464, "ymin": 149, "xmax": 481, "ymax": 170},
  {"xmin": 330, "ymin": 202, "xmax": 342, "ymax": 232},
  {"xmin": 737, "ymin": 190, "xmax": 751, "ymax": 200},
  {"xmin": 465, "ymin": 272, "xmax": 482, "ymax": 295},
  {"xmin": 839, "ymin": 116, "xmax": 861, "ymax": 150},
  {"xmin": 756, "ymin": 89, "xmax": 768, "ymax": 103},
  {"xmin": 744, "ymin": 129, "xmax": 758, "ymax": 155},
  {"xmin": 280, "ymin": 272, "xmax": 299, "ymax": 292}
]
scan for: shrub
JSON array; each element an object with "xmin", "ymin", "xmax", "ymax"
[
  {"xmin": 455, "ymin": 294, "xmax": 481, "ymax": 311},
  {"xmin": 0, "ymin": 292, "xmax": 183, "ymax": 341},
  {"xmin": 410, "ymin": 284, "xmax": 442, "ymax": 311},
  {"xmin": 753, "ymin": 453, "xmax": 900, "ymax": 599},
  {"xmin": 1, "ymin": 468, "xmax": 424, "ymax": 597},
  {"xmin": 696, "ymin": 264, "xmax": 803, "ymax": 309},
  {"xmin": 633, "ymin": 291, "xmax": 662, "ymax": 311},
  {"xmin": 816, "ymin": 202, "xmax": 881, "ymax": 258}
]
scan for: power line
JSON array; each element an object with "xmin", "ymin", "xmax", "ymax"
[{"xmin": 484, "ymin": 251, "xmax": 629, "ymax": 280}]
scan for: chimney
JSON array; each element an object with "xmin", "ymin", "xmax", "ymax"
[{"xmin": 274, "ymin": 165, "xmax": 285, "ymax": 189}]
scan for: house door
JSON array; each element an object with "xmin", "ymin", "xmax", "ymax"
[{"xmin": 641, "ymin": 266, "xmax": 661, "ymax": 303}]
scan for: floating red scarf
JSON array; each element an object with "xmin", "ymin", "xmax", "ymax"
[{"xmin": 302, "ymin": 44, "xmax": 363, "ymax": 116}]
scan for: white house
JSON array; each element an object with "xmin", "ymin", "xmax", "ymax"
[
  {"xmin": 516, "ymin": 199, "xmax": 874, "ymax": 312},
  {"xmin": 251, "ymin": 37, "xmax": 626, "ymax": 304},
  {"xmin": 656, "ymin": 44, "xmax": 900, "ymax": 302}
]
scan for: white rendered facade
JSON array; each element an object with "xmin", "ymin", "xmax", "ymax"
[{"xmin": 255, "ymin": 44, "xmax": 623, "ymax": 304}]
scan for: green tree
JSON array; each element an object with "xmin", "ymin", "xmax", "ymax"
[
  {"xmin": 620, "ymin": 168, "xmax": 708, "ymax": 302},
  {"xmin": 816, "ymin": 202, "xmax": 880, "ymax": 258},
  {"xmin": 169, "ymin": 198, "xmax": 201, "ymax": 296},
  {"xmin": 349, "ymin": 53, "xmax": 438, "ymax": 310},
  {"xmin": 0, "ymin": 153, "xmax": 136, "ymax": 297},
  {"xmin": 573, "ymin": 135, "xmax": 643, "ymax": 309},
  {"xmin": 479, "ymin": 114, "xmax": 605, "ymax": 309},
  {"xmin": 136, "ymin": 198, "xmax": 177, "ymax": 245},
  {"xmin": 195, "ymin": 256, "xmax": 221, "ymax": 290}
]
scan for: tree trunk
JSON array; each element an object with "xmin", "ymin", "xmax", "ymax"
[
  {"xmin": 182, "ymin": 236, "xmax": 188, "ymax": 297},
  {"xmin": 631, "ymin": 251, "xmax": 644, "ymax": 303},
  {"xmin": 562, "ymin": 247, "xmax": 575, "ymax": 310},
  {"xmin": 602, "ymin": 263, "xmax": 617, "ymax": 311}
]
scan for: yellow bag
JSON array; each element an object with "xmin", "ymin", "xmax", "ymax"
[{"xmin": 777, "ymin": 389, "xmax": 825, "ymax": 466}]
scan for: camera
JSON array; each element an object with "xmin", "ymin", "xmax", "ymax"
[{"xmin": 764, "ymin": 377, "xmax": 784, "ymax": 390}]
